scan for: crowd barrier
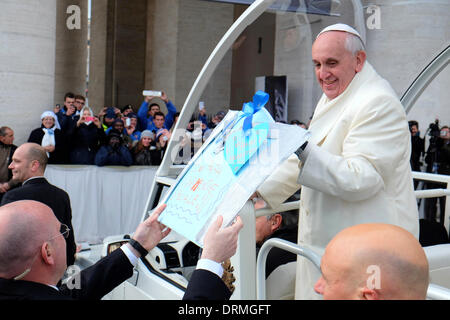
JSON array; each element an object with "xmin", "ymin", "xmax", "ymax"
[{"xmin": 45, "ymin": 165, "xmax": 158, "ymax": 244}]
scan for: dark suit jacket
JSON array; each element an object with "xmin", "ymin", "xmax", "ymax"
[
  {"xmin": 0, "ymin": 248, "xmax": 230, "ymax": 300},
  {"xmin": 183, "ymin": 269, "xmax": 231, "ymax": 300},
  {"xmin": 0, "ymin": 248, "xmax": 133, "ymax": 300},
  {"xmin": 0, "ymin": 177, "xmax": 77, "ymax": 266}
]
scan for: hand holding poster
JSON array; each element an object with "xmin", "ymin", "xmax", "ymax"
[{"xmin": 158, "ymin": 91, "xmax": 309, "ymax": 246}]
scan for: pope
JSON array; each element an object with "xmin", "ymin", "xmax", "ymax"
[{"xmin": 256, "ymin": 23, "xmax": 419, "ymax": 299}]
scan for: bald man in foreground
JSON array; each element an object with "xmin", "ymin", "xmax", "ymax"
[
  {"xmin": 0, "ymin": 200, "xmax": 243, "ymax": 300},
  {"xmin": 1, "ymin": 142, "xmax": 77, "ymax": 267},
  {"xmin": 314, "ymin": 223, "xmax": 429, "ymax": 300}
]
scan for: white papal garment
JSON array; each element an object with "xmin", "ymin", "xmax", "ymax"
[{"xmin": 257, "ymin": 61, "xmax": 419, "ymax": 299}]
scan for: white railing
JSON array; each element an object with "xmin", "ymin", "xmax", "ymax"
[
  {"xmin": 230, "ymin": 199, "xmax": 301, "ymax": 299},
  {"xmin": 256, "ymin": 238, "xmax": 321, "ymax": 300},
  {"xmin": 412, "ymin": 171, "xmax": 450, "ymax": 233},
  {"xmin": 427, "ymin": 284, "xmax": 450, "ymax": 300}
]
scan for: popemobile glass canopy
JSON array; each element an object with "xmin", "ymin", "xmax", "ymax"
[{"xmin": 177, "ymin": 0, "xmax": 449, "ymax": 142}]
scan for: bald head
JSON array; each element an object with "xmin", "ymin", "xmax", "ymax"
[
  {"xmin": 315, "ymin": 224, "xmax": 429, "ymax": 300},
  {"xmin": 0, "ymin": 200, "xmax": 65, "ymax": 282},
  {"xmin": 8, "ymin": 143, "xmax": 48, "ymax": 182}
]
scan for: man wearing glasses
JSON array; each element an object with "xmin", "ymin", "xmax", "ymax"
[
  {"xmin": 73, "ymin": 95, "xmax": 86, "ymax": 115},
  {"xmin": 0, "ymin": 200, "xmax": 243, "ymax": 300},
  {"xmin": 0, "ymin": 143, "xmax": 77, "ymax": 267}
]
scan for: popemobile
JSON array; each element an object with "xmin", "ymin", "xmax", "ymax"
[{"xmin": 73, "ymin": 0, "xmax": 450, "ymax": 300}]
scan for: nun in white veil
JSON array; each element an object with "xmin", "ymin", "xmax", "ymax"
[{"xmin": 27, "ymin": 111, "xmax": 68, "ymax": 164}]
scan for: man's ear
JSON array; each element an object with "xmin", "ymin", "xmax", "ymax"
[
  {"xmin": 271, "ymin": 214, "xmax": 282, "ymax": 232},
  {"xmin": 30, "ymin": 159, "xmax": 41, "ymax": 173},
  {"xmin": 355, "ymin": 50, "xmax": 366, "ymax": 73},
  {"xmin": 41, "ymin": 242, "xmax": 55, "ymax": 266},
  {"xmin": 361, "ymin": 287, "xmax": 380, "ymax": 300}
]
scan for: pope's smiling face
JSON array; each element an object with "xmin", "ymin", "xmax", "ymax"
[{"xmin": 312, "ymin": 31, "xmax": 365, "ymax": 100}]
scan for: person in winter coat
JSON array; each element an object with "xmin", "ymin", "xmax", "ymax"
[{"xmin": 69, "ymin": 106, "xmax": 105, "ymax": 165}]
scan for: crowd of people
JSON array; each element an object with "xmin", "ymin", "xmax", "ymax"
[{"xmin": 6, "ymin": 91, "xmax": 230, "ymax": 169}]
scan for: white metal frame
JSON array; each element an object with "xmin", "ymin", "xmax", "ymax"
[
  {"xmin": 401, "ymin": 45, "xmax": 450, "ymax": 114},
  {"xmin": 256, "ymin": 238, "xmax": 321, "ymax": 300},
  {"xmin": 427, "ymin": 284, "xmax": 450, "ymax": 300},
  {"xmin": 412, "ymin": 171, "xmax": 450, "ymax": 233}
]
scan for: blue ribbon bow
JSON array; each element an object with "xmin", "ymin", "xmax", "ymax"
[{"xmin": 242, "ymin": 91, "xmax": 269, "ymax": 136}]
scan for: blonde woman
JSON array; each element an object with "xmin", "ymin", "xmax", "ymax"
[{"xmin": 69, "ymin": 106, "xmax": 106, "ymax": 164}]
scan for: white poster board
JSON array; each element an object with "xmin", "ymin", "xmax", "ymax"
[{"xmin": 159, "ymin": 93, "xmax": 308, "ymax": 246}]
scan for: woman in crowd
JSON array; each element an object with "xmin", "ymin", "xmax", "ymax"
[
  {"xmin": 131, "ymin": 130, "xmax": 162, "ymax": 165},
  {"xmin": 69, "ymin": 106, "xmax": 106, "ymax": 164},
  {"xmin": 28, "ymin": 111, "xmax": 67, "ymax": 164}
]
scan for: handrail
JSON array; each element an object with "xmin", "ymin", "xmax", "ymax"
[
  {"xmin": 255, "ymin": 200, "xmax": 299, "ymax": 218},
  {"xmin": 427, "ymin": 283, "xmax": 450, "ymax": 300},
  {"xmin": 412, "ymin": 170, "xmax": 450, "ymax": 234},
  {"xmin": 256, "ymin": 238, "xmax": 321, "ymax": 300},
  {"xmin": 412, "ymin": 171, "xmax": 450, "ymax": 184},
  {"xmin": 414, "ymin": 189, "xmax": 450, "ymax": 199}
]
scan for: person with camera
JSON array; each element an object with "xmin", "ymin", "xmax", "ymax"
[
  {"xmin": 68, "ymin": 106, "xmax": 106, "ymax": 165},
  {"xmin": 94, "ymin": 131, "xmax": 133, "ymax": 167},
  {"xmin": 408, "ymin": 120, "xmax": 425, "ymax": 189},
  {"xmin": 124, "ymin": 113, "xmax": 141, "ymax": 146},
  {"xmin": 439, "ymin": 126, "xmax": 450, "ymax": 173},
  {"xmin": 105, "ymin": 118, "xmax": 134, "ymax": 150},
  {"xmin": 137, "ymin": 91, "xmax": 177, "ymax": 132},
  {"xmin": 55, "ymin": 92, "xmax": 79, "ymax": 134},
  {"xmin": 409, "ymin": 121, "xmax": 425, "ymax": 171},
  {"xmin": 424, "ymin": 120, "xmax": 450, "ymax": 225}
]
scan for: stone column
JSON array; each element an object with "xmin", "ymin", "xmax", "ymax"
[
  {"xmin": 0, "ymin": 0, "xmax": 57, "ymax": 144},
  {"xmin": 88, "ymin": 0, "xmax": 108, "ymax": 113},
  {"xmin": 148, "ymin": 0, "xmax": 233, "ymax": 115},
  {"xmin": 54, "ymin": 0, "xmax": 88, "ymax": 106},
  {"xmin": 90, "ymin": 0, "xmax": 147, "ymax": 112},
  {"xmin": 146, "ymin": 0, "xmax": 180, "ymax": 112},
  {"xmin": 110, "ymin": 0, "xmax": 147, "ymax": 110}
]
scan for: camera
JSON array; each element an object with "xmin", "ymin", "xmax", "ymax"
[
  {"xmin": 424, "ymin": 119, "xmax": 444, "ymax": 172},
  {"xmin": 428, "ymin": 120, "xmax": 440, "ymax": 138},
  {"xmin": 142, "ymin": 90, "xmax": 162, "ymax": 97}
]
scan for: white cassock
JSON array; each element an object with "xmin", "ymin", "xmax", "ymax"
[{"xmin": 257, "ymin": 61, "xmax": 419, "ymax": 299}]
